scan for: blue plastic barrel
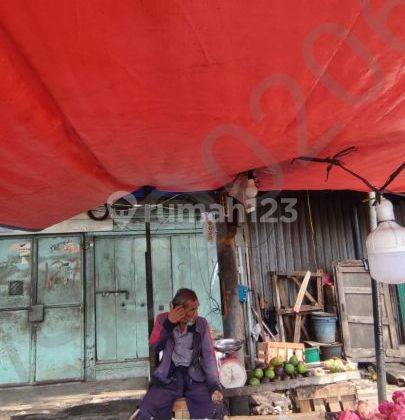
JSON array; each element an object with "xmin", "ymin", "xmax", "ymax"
[{"xmin": 310, "ymin": 312, "xmax": 337, "ymax": 343}]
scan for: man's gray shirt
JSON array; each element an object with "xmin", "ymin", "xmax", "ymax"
[{"xmin": 172, "ymin": 325, "xmax": 194, "ymax": 367}]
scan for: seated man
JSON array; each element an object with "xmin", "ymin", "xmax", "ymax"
[{"xmin": 138, "ymin": 288, "xmax": 224, "ymax": 419}]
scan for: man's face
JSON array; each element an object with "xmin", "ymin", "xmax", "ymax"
[{"xmin": 182, "ymin": 299, "xmax": 199, "ymax": 323}]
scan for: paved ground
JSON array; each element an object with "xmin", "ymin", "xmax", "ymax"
[
  {"xmin": 1, "ymin": 377, "xmax": 404, "ymax": 419},
  {"xmin": 0, "ymin": 378, "xmax": 148, "ymax": 420}
]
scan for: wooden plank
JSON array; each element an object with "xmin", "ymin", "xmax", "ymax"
[
  {"xmin": 290, "ymin": 276, "xmax": 317, "ymax": 304},
  {"xmin": 293, "ymin": 271, "xmax": 311, "ymax": 312},
  {"xmin": 334, "ymin": 263, "xmax": 355, "ymax": 360},
  {"xmin": 346, "ymin": 348, "xmax": 401, "ymax": 359},
  {"xmin": 271, "ymin": 271, "xmax": 324, "ymax": 277},
  {"xmin": 313, "ymin": 398, "xmax": 326, "ymax": 412},
  {"xmin": 327, "ymin": 396, "xmax": 342, "ymax": 413},
  {"xmin": 294, "ymin": 314, "xmax": 302, "ymax": 342},
  {"xmin": 295, "ymin": 382, "xmax": 356, "ymax": 400},
  {"xmin": 336, "ymin": 260, "xmax": 363, "ymax": 267},
  {"xmin": 383, "ymin": 284, "xmax": 399, "ymax": 350},
  {"xmin": 278, "ymin": 277, "xmax": 289, "ymax": 308},
  {"xmin": 279, "ymin": 304, "xmax": 323, "ymax": 315},
  {"xmin": 337, "ymin": 266, "xmax": 368, "ymax": 273},
  {"xmin": 317, "ymin": 270, "xmax": 324, "ymax": 308},
  {"xmin": 347, "ymin": 315, "xmax": 390, "ymax": 324},
  {"xmin": 259, "ymin": 341, "xmax": 305, "ymax": 350},
  {"xmin": 301, "ymin": 316, "xmax": 310, "ymax": 340},
  {"xmin": 272, "ymin": 274, "xmax": 285, "ymax": 341},
  {"xmin": 344, "ymin": 287, "xmax": 372, "ymax": 294},
  {"xmin": 341, "ymin": 395, "xmax": 356, "ymax": 410},
  {"xmin": 298, "ymin": 400, "xmax": 312, "ymax": 413},
  {"xmin": 223, "ymin": 371, "xmax": 361, "ymax": 397},
  {"xmin": 277, "ymin": 277, "xmax": 293, "ymax": 339}
]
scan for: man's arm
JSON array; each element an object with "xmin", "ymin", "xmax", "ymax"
[
  {"xmin": 150, "ymin": 306, "xmax": 185, "ymax": 352},
  {"xmin": 149, "ymin": 313, "xmax": 176, "ymax": 353}
]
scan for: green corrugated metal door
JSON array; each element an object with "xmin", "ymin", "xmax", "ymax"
[
  {"xmin": 0, "ymin": 238, "xmax": 32, "ymax": 385},
  {"xmin": 35, "ymin": 236, "xmax": 84, "ymax": 382},
  {"xmin": 94, "ymin": 232, "xmax": 222, "ymax": 368},
  {"xmin": 0, "ymin": 235, "xmax": 84, "ymax": 386},
  {"xmin": 153, "ymin": 233, "xmax": 222, "ymax": 334},
  {"xmin": 95, "ymin": 236, "xmax": 148, "ymax": 362}
]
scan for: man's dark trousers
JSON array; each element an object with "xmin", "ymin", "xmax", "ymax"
[{"xmin": 138, "ymin": 366, "xmax": 224, "ymax": 419}]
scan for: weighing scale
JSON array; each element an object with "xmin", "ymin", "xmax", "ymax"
[{"xmin": 214, "ymin": 338, "xmax": 246, "ymax": 389}]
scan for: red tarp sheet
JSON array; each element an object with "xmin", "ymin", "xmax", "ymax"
[{"xmin": 0, "ymin": 1, "xmax": 404, "ymax": 229}]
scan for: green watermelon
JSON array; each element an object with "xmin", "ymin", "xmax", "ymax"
[
  {"xmin": 248, "ymin": 377, "xmax": 261, "ymax": 386},
  {"xmin": 270, "ymin": 356, "xmax": 283, "ymax": 367},
  {"xmin": 289, "ymin": 355, "xmax": 299, "ymax": 367},
  {"xmin": 264, "ymin": 368, "xmax": 275, "ymax": 380},
  {"xmin": 297, "ymin": 362, "xmax": 307, "ymax": 375},
  {"xmin": 284, "ymin": 363, "xmax": 295, "ymax": 376},
  {"xmin": 254, "ymin": 368, "xmax": 264, "ymax": 379}
]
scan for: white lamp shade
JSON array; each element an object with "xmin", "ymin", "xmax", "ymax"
[
  {"xmin": 366, "ymin": 198, "xmax": 405, "ymax": 284},
  {"xmin": 245, "ymin": 179, "xmax": 258, "ymax": 199}
]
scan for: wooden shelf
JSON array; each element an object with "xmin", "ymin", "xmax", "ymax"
[{"xmin": 223, "ymin": 371, "xmax": 361, "ymax": 398}]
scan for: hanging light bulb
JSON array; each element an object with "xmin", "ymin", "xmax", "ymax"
[
  {"xmin": 244, "ymin": 171, "xmax": 258, "ymax": 213},
  {"xmin": 366, "ymin": 197, "xmax": 405, "ymax": 284}
]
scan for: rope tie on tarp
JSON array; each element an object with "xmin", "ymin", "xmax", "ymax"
[{"xmin": 292, "ymin": 147, "xmax": 405, "ymax": 203}]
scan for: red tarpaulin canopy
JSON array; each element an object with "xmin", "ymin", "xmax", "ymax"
[{"xmin": 0, "ymin": 0, "xmax": 404, "ymax": 229}]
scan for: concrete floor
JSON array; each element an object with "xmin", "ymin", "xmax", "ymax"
[
  {"xmin": 1, "ymin": 378, "xmax": 404, "ymax": 420},
  {"xmin": 0, "ymin": 378, "xmax": 148, "ymax": 420}
]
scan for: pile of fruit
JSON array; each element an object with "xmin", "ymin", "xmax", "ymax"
[
  {"xmin": 336, "ymin": 391, "xmax": 405, "ymax": 419},
  {"xmin": 247, "ymin": 355, "xmax": 311, "ymax": 386},
  {"xmin": 323, "ymin": 358, "xmax": 357, "ymax": 373}
]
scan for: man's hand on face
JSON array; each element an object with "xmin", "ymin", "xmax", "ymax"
[
  {"xmin": 168, "ymin": 305, "xmax": 185, "ymax": 324},
  {"xmin": 211, "ymin": 390, "xmax": 223, "ymax": 404}
]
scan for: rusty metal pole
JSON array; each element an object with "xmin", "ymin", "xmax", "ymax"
[{"xmin": 368, "ymin": 192, "xmax": 387, "ymax": 403}]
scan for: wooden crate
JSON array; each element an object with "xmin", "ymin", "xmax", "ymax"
[
  {"xmin": 271, "ymin": 270, "xmax": 324, "ymax": 342},
  {"xmin": 225, "ymin": 414, "xmax": 326, "ymax": 419},
  {"xmin": 173, "ymin": 398, "xmax": 190, "ymax": 419},
  {"xmin": 258, "ymin": 341, "xmax": 305, "ymax": 365},
  {"xmin": 293, "ymin": 381, "xmax": 357, "ymax": 414}
]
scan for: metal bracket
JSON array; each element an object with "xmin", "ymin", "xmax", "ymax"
[
  {"xmin": 96, "ymin": 290, "xmax": 129, "ymax": 299},
  {"xmin": 28, "ymin": 304, "xmax": 44, "ymax": 322}
]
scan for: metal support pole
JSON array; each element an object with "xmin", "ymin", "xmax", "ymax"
[
  {"xmin": 368, "ymin": 192, "xmax": 387, "ymax": 403},
  {"xmin": 145, "ymin": 221, "xmax": 155, "ymax": 378}
]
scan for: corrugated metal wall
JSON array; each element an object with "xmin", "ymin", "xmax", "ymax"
[
  {"xmin": 249, "ymin": 191, "xmax": 405, "ymax": 306},
  {"xmin": 251, "ymin": 191, "xmax": 359, "ymax": 300}
]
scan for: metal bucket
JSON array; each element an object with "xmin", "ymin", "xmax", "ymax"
[
  {"xmin": 310, "ymin": 312, "xmax": 337, "ymax": 344},
  {"xmin": 320, "ymin": 343, "xmax": 343, "ymax": 360}
]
